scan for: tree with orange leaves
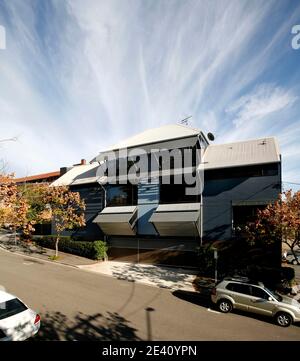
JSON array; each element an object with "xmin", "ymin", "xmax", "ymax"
[
  {"xmin": 44, "ymin": 185, "xmax": 86, "ymax": 258},
  {"xmin": 1, "ymin": 175, "xmax": 85, "ymax": 256},
  {"xmin": 0, "ymin": 174, "xmax": 28, "ymax": 234},
  {"xmin": 245, "ymin": 190, "xmax": 300, "ymax": 265}
]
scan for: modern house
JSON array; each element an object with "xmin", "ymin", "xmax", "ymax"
[{"xmin": 52, "ymin": 124, "xmax": 281, "ymax": 267}]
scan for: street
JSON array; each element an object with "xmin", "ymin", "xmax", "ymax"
[{"xmin": 0, "ymin": 249, "xmax": 299, "ymax": 341}]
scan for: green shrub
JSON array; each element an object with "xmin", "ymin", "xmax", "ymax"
[
  {"xmin": 34, "ymin": 235, "xmax": 107, "ymax": 260},
  {"xmin": 93, "ymin": 240, "xmax": 108, "ymax": 260}
]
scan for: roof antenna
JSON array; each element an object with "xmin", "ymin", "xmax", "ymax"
[{"xmin": 179, "ymin": 115, "xmax": 192, "ymax": 126}]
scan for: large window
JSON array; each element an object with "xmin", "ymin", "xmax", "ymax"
[
  {"xmin": 205, "ymin": 163, "xmax": 278, "ymax": 181},
  {"xmin": 106, "ymin": 184, "xmax": 137, "ymax": 207},
  {"xmin": 233, "ymin": 205, "xmax": 265, "ymax": 228},
  {"xmin": 160, "ymin": 176, "xmax": 200, "ymax": 204}
]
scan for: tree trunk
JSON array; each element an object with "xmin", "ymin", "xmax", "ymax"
[
  {"xmin": 55, "ymin": 235, "xmax": 59, "ymax": 258},
  {"xmin": 14, "ymin": 226, "xmax": 17, "ymax": 245}
]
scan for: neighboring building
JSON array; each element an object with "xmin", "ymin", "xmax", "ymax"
[
  {"xmin": 52, "ymin": 124, "xmax": 282, "ymax": 267},
  {"xmin": 15, "ymin": 171, "xmax": 61, "ymax": 185},
  {"xmin": 15, "ymin": 159, "xmax": 87, "ymax": 185}
]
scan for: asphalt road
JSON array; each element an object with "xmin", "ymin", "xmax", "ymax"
[{"xmin": 0, "ymin": 249, "xmax": 299, "ymax": 341}]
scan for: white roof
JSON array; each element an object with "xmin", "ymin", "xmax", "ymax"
[
  {"xmin": 0, "ymin": 290, "xmax": 15, "ymax": 303},
  {"xmin": 203, "ymin": 137, "xmax": 280, "ymax": 170},
  {"xmin": 103, "ymin": 124, "xmax": 201, "ymax": 151},
  {"xmin": 51, "ymin": 163, "xmax": 99, "ymax": 186},
  {"xmin": 100, "ymin": 206, "xmax": 137, "ymax": 214},
  {"xmin": 155, "ymin": 203, "xmax": 200, "ymax": 212}
]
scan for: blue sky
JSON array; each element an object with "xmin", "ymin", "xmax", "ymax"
[{"xmin": 0, "ymin": 0, "xmax": 300, "ymax": 190}]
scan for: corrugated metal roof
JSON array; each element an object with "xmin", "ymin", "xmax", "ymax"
[
  {"xmin": 101, "ymin": 124, "xmax": 201, "ymax": 152},
  {"xmin": 203, "ymin": 137, "xmax": 280, "ymax": 170},
  {"xmin": 51, "ymin": 163, "xmax": 99, "ymax": 186}
]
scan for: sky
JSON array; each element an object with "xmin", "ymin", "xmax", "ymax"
[{"xmin": 0, "ymin": 0, "xmax": 300, "ymax": 191}]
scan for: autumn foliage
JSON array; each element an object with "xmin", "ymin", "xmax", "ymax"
[
  {"xmin": 0, "ymin": 174, "xmax": 86, "ymax": 256},
  {"xmin": 44, "ymin": 185, "xmax": 86, "ymax": 257},
  {"xmin": 245, "ymin": 190, "xmax": 300, "ymax": 264},
  {"xmin": 0, "ymin": 174, "xmax": 28, "ymax": 231}
]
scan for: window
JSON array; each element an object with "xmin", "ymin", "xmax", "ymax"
[
  {"xmin": 106, "ymin": 184, "xmax": 137, "ymax": 207},
  {"xmin": 226, "ymin": 283, "xmax": 251, "ymax": 295},
  {"xmin": 251, "ymin": 286, "xmax": 269, "ymax": 299},
  {"xmin": 0, "ymin": 298, "xmax": 27, "ymax": 320},
  {"xmin": 205, "ymin": 163, "xmax": 278, "ymax": 181},
  {"xmin": 160, "ymin": 176, "xmax": 200, "ymax": 204},
  {"xmin": 232, "ymin": 205, "xmax": 266, "ymax": 230}
]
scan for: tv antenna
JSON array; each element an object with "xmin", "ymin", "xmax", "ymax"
[{"xmin": 179, "ymin": 115, "xmax": 192, "ymax": 126}]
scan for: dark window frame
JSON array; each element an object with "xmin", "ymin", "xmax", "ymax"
[
  {"xmin": 250, "ymin": 286, "xmax": 270, "ymax": 300},
  {"xmin": 226, "ymin": 283, "xmax": 252, "ymax": 295},
  {"xmin": 106, "ymin": 184, "xmax": 138, "ymax": 207},
  {"xmin": 159, "ymin": 175, "xmax": 200, "ymax": 204},
  {"xmin": 205, "ymin": 163, "xmax": 279, "ymax": 181}
]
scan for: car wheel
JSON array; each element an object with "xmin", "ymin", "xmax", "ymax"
[
  {"xmin": 217, "ymin": 299, "xmax": 232, "ymax": 313},
  {"xmin": 275, "ymin": 312, "xmax": 292, "ymax": 327}
]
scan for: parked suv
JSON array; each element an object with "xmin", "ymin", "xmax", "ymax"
[{"xmin": 211, "ymin": 277, "xmax": 300, "ymax": 327}]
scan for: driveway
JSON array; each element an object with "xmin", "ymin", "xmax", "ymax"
[{"xmin": 78, "ymin": 261, "xmax": 197, "ymax": 291}]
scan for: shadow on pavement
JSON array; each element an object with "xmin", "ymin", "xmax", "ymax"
[
  {"xmin": 33, "ymin": 311, "xmax": 142, "ymax": 341},
  {"xmin": 172, "ymin": 290, "xmax": 212, "ymax": 308},
  {"xmin": 23, "ymin": 258, "xmax": 45, "ymax": 265},
  {"xmin": 111, "ymin": 263, "xmax": 194, "ymax": 289}
]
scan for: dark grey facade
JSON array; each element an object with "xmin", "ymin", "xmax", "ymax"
[
  {"xmin": 70, "ymin": 184, "xmax": 104, "ymax": 241},
  {"xmin": 202, "ymin": 162, "xmax": 281, "ymax": 241},
  {"xmin": 53, "ymin": 125, "xmax": 282, "ymax": 267}
]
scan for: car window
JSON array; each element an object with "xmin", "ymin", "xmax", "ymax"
[
  {"xmin": 251, "ymin": 286, "xmax": 269, "ymax": 299},
  {"xmin": 265, "ymin": 287, "xmax": 282, "ymax": 302},
  {"xmin": 226, "ymin": 283, "xmax": 251, "ymax": 295},
  {"xmin": 0, "ymin": 298, "xmax": 28, "ymax": 320}
]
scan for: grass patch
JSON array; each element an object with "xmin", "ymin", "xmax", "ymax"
[{"xmin": 49, "ymin": 255, "xmax": 60, "ymax": 261}]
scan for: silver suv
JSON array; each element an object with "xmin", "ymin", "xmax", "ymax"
[{"xmin": 211, "ymin": 277, "xmax": 300, "ymax": 327}]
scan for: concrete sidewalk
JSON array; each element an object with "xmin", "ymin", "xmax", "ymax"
[
  {"xmin": 78, "ymin": 261, "xmax": 197, "ymax": 291},
  {"xmin": 0, "ymin": 232, "xmax": 197, "ymax": 290}
]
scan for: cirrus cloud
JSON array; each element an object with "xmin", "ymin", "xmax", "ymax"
[{"xmin": 226, "ymin": 83, "xmax": 297, "ymax": 127}]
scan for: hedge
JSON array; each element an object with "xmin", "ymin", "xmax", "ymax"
[{"xmin": 34, "ymin": 235, "xmax": 108, "ymax": 260}]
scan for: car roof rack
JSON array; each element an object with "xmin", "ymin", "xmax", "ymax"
[{"xmin": 223, "ymin": 276, "xmax": 263, "ymax": 286}]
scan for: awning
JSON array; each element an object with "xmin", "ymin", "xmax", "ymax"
[
  {"xmin": 93, "ymin": 206, "xmax": 137, "ymax": 236},
  {"xmin": 149, "ymin": 203, "xmax": 201, "ymax": 237}
]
